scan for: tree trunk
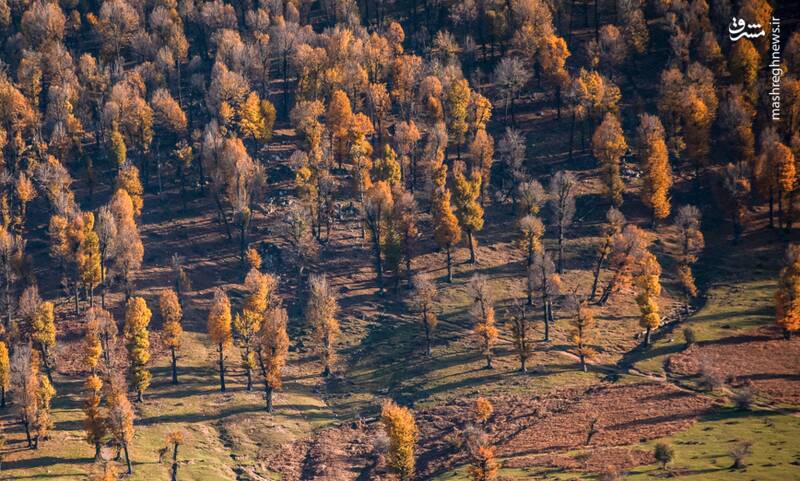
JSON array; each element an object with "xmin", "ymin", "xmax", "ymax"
[
  {"xmin": 171, "ymin": 347, "xmax": 178, "ymax": 384},
  {"xmin": 467, "ymin": 230, "xmax": 476, "ymax": 263},
  {"xmin": 557, "ymin": 224, "xmax": 565, "ymax": 274},
  {"xmin": 245, "ymin": 348, "xmax": 253, "ymax": 391},
  {"xmin": 424, "ymin": 320, "xmax": 432, "ymax": 356},
  {"xmin": 446, "ymin": 246, "xmax": 453, "ymax": 282},
  {"xmin": 568, "ymin": 110, "xmax": 576, "ymax": 161},
  {"xmin": 644, "ymin": 326, "xmax": 652, "ymax": 346},
  {"xmin": 24, "ymin": 420, "xmax": 32, "ymax": 448},
  {"xmin": 218, "ymin": 344, "xmax": 226, "ymax": 392},
  {"xmin": 124, "ymin": 444, "xmax": 133, "ymax": 474},
  {"xmin": 543, "ymin": 294, "xmax": 550, "ymax": 341},
  {"xmin": 171, "ymin": 445, "xmax": 179, "ymax": 481},
  {"xmin": 266, "ymin": 385, "xmax": 274, "ymax": 412},
  {"xmin": 590, "ymin": 245, "xmax": 608, "ymax": 300}
]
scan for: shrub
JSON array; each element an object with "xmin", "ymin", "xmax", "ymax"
[
  {"xmin": 730, "ymin": 441, "xmax": 752, "ymax": 469},
  {"xmin": 654, "ymin": 442, "xmax": 674, "ymax": 469},
  {"xmin": 731, "ymin": 386, "xmax": 754, "ymax": 410},
  {"xmin": 698, "ymin": 362, "xmax": 724, "ymax": 391},
  {"xmin": 683, "ymin": 327, "xmax": 696, "ymax": 346}
]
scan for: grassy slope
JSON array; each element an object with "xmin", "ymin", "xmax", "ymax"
[{"xmin": 2, "ymin": 331, "xmax": 336, "ymax": 480}]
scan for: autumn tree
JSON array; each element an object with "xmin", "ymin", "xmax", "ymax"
[
  {"xmin": 83, "ymin": 374, "xmax": 107, "ymax": 460},
  {"xmin": 259, "ymin": 306, "xmax": 289, "ymax": 412},
  {"xmin": 529, "ymin": 251, "xmax": 561, "ymax": 341},
  {"xmin": 432, "ymin": 165, "xmax": 462, "ymax": 282},
  {"xmin": 598, "ymin": 225, "xmax": 650, "ymax": 305},
  {"xmin": 159, "ymin": 289, "xmax": 183, "ymax": 384},
  {"xmin": 83, "ymin": 310, "xmax": 103, "ymax": 374},
  {"xmin": 590, "ymin": 208, "xmax": 625, "ymax": 301},
  {"xmin": 326, "ymin": 89, "xmax": 353, "ymax": 167},
  {"xmin": 635, "ymin": 251, "xmax": 662, "ymax": 346},
  {"xmin": 12, "ymin": 347, "xmax": 54, "ymax": 449},
  {"xmin": 381, "ymin": 400, "xmax": 417, "ymax": 481},
  {"xmin": 468, "ymin": 444, "xmax": 498, "ymax": 481},
  {"xmin": 636, "ymin": 114, "xmax": 672, "ymax": 224},
  {"xmin": 124, "ymin": 297, "xmax": 151, "ymax": 402},
  {"xmin": 776, "ymin": 244, "xmax": 800, "ymax": 338},
  {"xmin": 469, "ymin": 129, "xmax": 495, "ymax": 203},
  {"xmin": 445, "ymin": 78, "xmax": 471, "ymax": 158},
  {"xmin": 409, "ymin": 273, "xmax": 438, "ymax": 355},
  {"xmin": 0, "ymin": 341, "xmax": 8, "ymax": 407},
  {"xmin": 307, "ymin": 274, "xmax": 339, "ymax": 376},
  {"xmin": 548, "ymin": 171, "xmax": 577, "ymax": 273},
  {"xmin": 592, "ymin": 113, "xmax": 627, "ymax": 207},
  {"xmin": 237, "ymin": 270, "xmax": 276, "ymax": 390},
  {"xmin": 364, "ymin": 182, "xmax": 394, "ymax": 293},
  {"xmin": 108, "ymin": 189, "xmax": 144, "ymax": 299},
  {"xmin": 518, "ymin": 215, "xmax": 544, "ymax": 270},
  {"xmin": 505, "ymin": 300, "xmax": 533, "ymax": 372},
  {"xmin": 30, "ymin": 299, "xmax": 56, "ymax": 382},
  {"xmin": 452, "ymin": 163, "xmax": 484, "ymax": 264},
  {"xmin": 469, "ymin": 275, "xmax": 498, "ymax": 369},
  {"xmin": 12, "ymin": 346, "xmax": 38, "ymax": 448},
  {"xmin": 106, "ymin": 373, "xmax": 135, "ymax": 474},
  {"xmin": 569, "ymin": 298, "xmax": 596, "ymax": 372},
  {"xmin": 474, "ymin": 397, "xmax": 494, "ymax": 425},
  {"xmin": 208, "ymin": 288, "xmax": 232, "ymax": 392},
  {"xmin": 391, "ymin": 190, "xmax": 418, "ymax": 287},
  {"xmin": 672, "ymin": 206, "xmax": 704, "ymax": 310},
  {"xmin": 730, "ymin": 39, "xmax": 760, "ymax": 98},
  {"xmin": 756, "ymin": 130, "xmax": 796, "ymax": 229}
]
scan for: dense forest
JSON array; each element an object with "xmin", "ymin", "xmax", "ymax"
[{"xmin": 0, "ymin": 0, "xmax": 797, "ymax": 478}]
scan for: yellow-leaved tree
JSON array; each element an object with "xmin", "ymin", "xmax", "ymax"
[
  {"xmin": 259, "ymin": 306, "xmax": 289, "ymax": 412},
  {"xmin": 636, "ymin": 114, "xmax": 672, "ymax": 224},
  {"xmin": 236, "ymin": 270, "xmax": 277, "ymax": 391},
  {"xmin": 452, "ymin": 162, "xmax": 484, "ymax": 264},
  {"xmin": 381, "ymin": 400, "xmax": 417, "ymax": 481},
  {"xmin": 592, "ymin": 112, "xmax": 627, "ymax": 207},
  {"xmin": 83, "ymin": 374, "xmax": 107, "ymax": 460},
  {"xmin": 208, "ymin": 288, "xmax": 233, "ymax": 392},
  {"xmin": 0, "ymin": 340, "xmax": 9, "ymax": 408},
  {"xmin": 432, "ymin": 164, "xmax": 462, "ymax": 282},
  {"xmin": 635, "ymin": 251, "xmax": 662, "ymax": 346},
  {"xmin": 159, "ymin": 289, "xmax": 183, "ymax": 384},
  {"xmin": 124, "ymin": 297, "xmax": 151, "ymax": 402}
]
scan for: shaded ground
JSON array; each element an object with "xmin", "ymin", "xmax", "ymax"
[
  {"xmin": 667, "ymin": 325, "xmax": 800, "ymax": 405},
  {"xmin": 264, "ymin": 382, "xmax": 715, "ymax": 480}
]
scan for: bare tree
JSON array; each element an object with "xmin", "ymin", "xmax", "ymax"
[{"xmin": 548, "ymin": 171, "xmax": 577, "ymax": 274}]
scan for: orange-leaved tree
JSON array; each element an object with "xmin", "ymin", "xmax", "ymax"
[
  {"xmin": 592, "ymin": 112, "xmax": 627, "ymax": 207},
  {"xmin": 159, "ymin": 289, "xmax": 183, "ymax": 384},
  {"xmin": 381, "ymin": 400, "xmax": 417, "ymax": 481},
  {"xmin": 432, "ymin": 164, "xmax": 462, "ymax": 282},
  {"xmin": 259, "ymin": 306, "xmax": 289, "ymax": 412},
  {"xmin": 208, "ymin": 288, "xmax": 232, "ymax": 392},
  {"xmin": 776, "ymin": 244, "xmax": 800, "ymax": 339}
]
